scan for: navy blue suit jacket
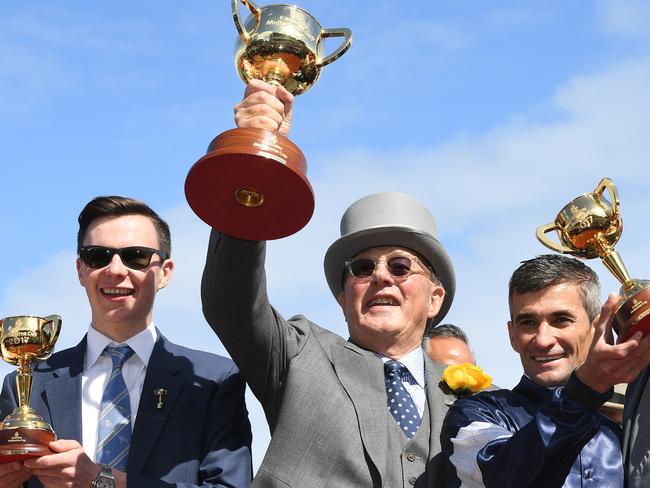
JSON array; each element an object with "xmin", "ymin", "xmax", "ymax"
[{"xmin": 0, "ymin": 332, "xmax": 252, "ymax": 487}]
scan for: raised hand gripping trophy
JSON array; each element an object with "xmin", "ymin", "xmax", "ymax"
[
  {"xmin": 536, "ymin": 178, "xmax": 650, "ymax": 342},
  {"xmin": 0, "ymin": 315, "xmax": 61, "ymax": 461},
  {"xmin": 185, "ymin": 0, "xmax": 352, "ymax": 240}
]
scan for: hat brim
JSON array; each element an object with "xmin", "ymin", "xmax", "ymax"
[{"xmin": 324, "ymin": 225, "xmax": 455, "ymax": 326}]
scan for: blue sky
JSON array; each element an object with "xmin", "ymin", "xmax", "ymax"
[{"xmin": 2, "ymin": 0, "xmax": 650, "ymax": 470}]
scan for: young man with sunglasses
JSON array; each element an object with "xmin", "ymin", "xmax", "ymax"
[
  {"xmin": 0, "ymin": 196, "xmax": 252, "ymax": 488},
  {"xmin": 200, "ymin": 79, "xmax": 457, "ymax": 487},
  {"xmin": 441, "ymin": 255, "xmax": 650, "ymax": 487}
]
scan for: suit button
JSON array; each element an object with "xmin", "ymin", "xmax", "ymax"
[
  {"xmin": 408, "ymin": 476, "xmax": 417, "ymax": 485},
  {"xmin": 406, "ymin": 452, "xmax": 416, "ymax": 462}
]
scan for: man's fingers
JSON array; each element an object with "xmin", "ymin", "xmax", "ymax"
[
  {"xmin": 48, "ymin": 439, "xmax": 81, "ymax": 453},
  {"xmin": 243, "ymin": 79, "xmax": 278, "ymax": 98},
  {"xmin": 0, "ymin": 461, "xmax": 31, "ymax": 487},
  {"xmin": 24, "ymin": 445, "xmax": 80, "ymax": 469},
  {"xmin": 0, "ymin": 462, "xmax": 25, "ymax": 475},
  {"xmin": 274, "ymin": 84, "xmax": 294, "ymax": 107},
  {"xmin": 234, "ymin": 86, "xmax": 290, "ymax": 132},
  {"xmin": 236, "ymin": 90, "xmax": 286, "ymax": 114},
  {"xmin": 592, "ymin": 293, "xmax": 617, "ymax": 342},
  {"xmin": 241, "ymin": 80, "xmax": 287, "ymax": 117},
  {"xmin": 236, "ymin": 102, "xmax": 283, "ymax": 124},
  {"xmin": 0, "ymin": 471, "xmax": 31, "ymax": 488}
]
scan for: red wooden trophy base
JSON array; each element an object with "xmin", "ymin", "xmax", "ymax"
[
  {"xmin": 0, "ymin": 427, "xmax": 55, "ymax": 463},
  {"xmin": 185, "ymin": 128, "xmax": 314, "ymax": 241},
  {"xmin": 616, "ymin": 286, "xmax": 650, "ymax": 343}
]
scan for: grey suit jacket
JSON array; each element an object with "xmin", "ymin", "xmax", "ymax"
[
  {"xmin": 623, "ymin": 365, "xmax": 650, "ymax": 488},
  {"xmin": 0, "ymin": 332, "xmax": 252, "ymax": 488},
  {"xmin": 201, "ymin": 232, "xmax": 455, "ymax": 488}
]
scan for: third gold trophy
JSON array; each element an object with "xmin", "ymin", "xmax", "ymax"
[
  {"xmin": 536, "ymin": 178, "xmax": 650, "ymax": 342},
  {"xmin": 185, "ymin": 0, "xmax": 352, "ymax": 240},
  {"xmin": 0, "ymin": 315, "xmax": 61, "ymax": 461}
]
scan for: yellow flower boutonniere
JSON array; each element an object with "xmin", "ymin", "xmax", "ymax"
[{"xmin": 440, "ymin": 363, "xmax": 492, "ymax": 398}]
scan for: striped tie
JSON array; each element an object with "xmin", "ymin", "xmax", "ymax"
[{"xmin": 96, "ymin": 345, "xmax": 134, "ymax": 471}]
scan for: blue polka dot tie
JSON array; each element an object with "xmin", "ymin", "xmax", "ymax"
[
  {"xmin": 384, "ymin": 360, "xmax": 422, "ymax": 439},
  {"xmin": 96, "ymin": 345, "xmax": 134, "ymax": 471}
]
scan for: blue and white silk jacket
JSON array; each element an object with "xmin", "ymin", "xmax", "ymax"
[{"xmin": 441, "ymin": 374, "xmax": 623, "ymax": 488}]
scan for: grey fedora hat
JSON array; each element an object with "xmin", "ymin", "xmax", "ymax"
[{"xmin": 324, "ymin": 192, "xmax": 455, "ymax": 326}]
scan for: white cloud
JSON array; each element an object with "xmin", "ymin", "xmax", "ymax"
[
  {"xmin": 599, "ymin": 0, "xmax": 650, "ymax": 40},
  {"xmin": 487, "ymin": 7, "xmax": 552, "ymax": 28}
]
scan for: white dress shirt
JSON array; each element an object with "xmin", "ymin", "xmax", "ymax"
[
  {"xmin": 378, "ymin": 347, "xmax": 426, "ymax": 417},
  {"xmin": 82, "ymin": 323, "xmax": 157, "ymax": 462}
]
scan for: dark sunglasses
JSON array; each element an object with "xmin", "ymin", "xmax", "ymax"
[
  {"xmin": 79, "ymin": 246, "xmax": 169, "ymax": 270},
  {"xmin": 344, "ymin": 255, "xmax": 432, "ymax": 281}
]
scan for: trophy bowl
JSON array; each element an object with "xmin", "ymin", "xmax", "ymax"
[
  {"xmin": 232, "ymin": 2, "xmax": 351, "ymax": 96},
  {"xmin": 185, "ymin": 0, "xmax": 352, "ymax": 240},
  {"xmin": 0, "ymin": 315, "xmax": 61, "ymax": 462},
  {"xmin": 536, "ymin": 178, "xmax": 650, "ymax": 342}
]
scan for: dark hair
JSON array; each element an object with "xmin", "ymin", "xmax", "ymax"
[
  {"xmin": 425, "ymin": 323, "xmax": 469, "ymax": 342},
  {"xmin": 423, "ymin": 323, "xmax": 469, "ymax": 346},
  {"xmin": 77, "ymin": 196, "xmax": 171, "ymax": 256},
  {"xmin": 508, "ymin": 254, "xmax": 600, "ymax": 321}
]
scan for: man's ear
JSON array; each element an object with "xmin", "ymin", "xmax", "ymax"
[
  {"xmin": 507, "ymin": 320, "xmax": 519, "ymax": 353},
  {"xmin": 337, "ymin": 291, "xmax": 346, "ymax": 309},
  {"xmin": 427, "ymin": 286, "xmax": 445, "ymax": 319},
  {"xmin": 157, "ymin": 259, "xmax": 175, "ymax": 290},
  {"xmin": 76, "ymin": 258, "xmax": 86, "ymax": 287}
]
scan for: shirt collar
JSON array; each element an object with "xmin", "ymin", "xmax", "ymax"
[
  {"xmin": 85, "ymin": 323, "xmax": 157, "ymax": 370},
  {"xmin": 375, "ymin": 347, "xmax": 425, "ymax": 388}
]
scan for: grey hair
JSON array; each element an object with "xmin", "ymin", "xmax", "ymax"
[{"xmin": 508, "ymin": 254, "xmax": 601, "ymax": 322}]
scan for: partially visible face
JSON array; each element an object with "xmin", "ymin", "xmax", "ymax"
[
  {"xmin": 337, "ymin": 246, "xmax": 445, "ymax": 358},
  {"xmin": 77, "ymin": 214, "xmax": 173, "ymax": 341},
  {"xmin": 508, "ymin": 282, "xmax": 594, "ymax": 387},
  {"xmin": 425, "ymin": 336, "xmax": 475, "ymax": 365}
]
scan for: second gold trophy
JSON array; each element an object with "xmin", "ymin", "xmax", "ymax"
[{"xmin": 537, "ymin": 178, "xmax": 650, "ymax": 342}]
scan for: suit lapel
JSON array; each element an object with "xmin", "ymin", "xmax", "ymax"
[
  {"xmin": 43, "ymin": 339, "xmax": 85, "ymax": 442},
  {"xmin": 129, "ymin": 334, "xmax": 187, "ymax": 474},
  {"xmin": 424, "ymin": 356, "xmax": 453, "ymax": 460},
  {"xmin": 331, "ymin": 342, "xmax": 388, "ymax": 481}
]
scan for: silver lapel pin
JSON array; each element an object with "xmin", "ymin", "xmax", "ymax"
[{"xmin": 154, "ymin": 388, "xmax": 167, "ymax": 409}]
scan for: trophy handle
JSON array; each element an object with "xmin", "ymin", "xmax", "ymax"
[
  {"xmin": 316, "ymin": 28, "xmax": 352, "ymax": 68},
  {"xmin": 594, "ymin": 177, "xmax": 621, "ymax": 221},
  {"xmin": 536, "ymin": 222, "xmax": 578, "ymax": 254},
  {"xmin": 232, "ymin": 0, "xmax": 261, "ymax": 44},
  {"xmin": 39, "ymin": 315, "xmax": 62, "ymax": 360}
]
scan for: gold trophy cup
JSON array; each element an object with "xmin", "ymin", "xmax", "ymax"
[
  {"xmin": 0, "ymin": 315, "xmax": 61, "ymax": 461},
  {"xmin": 537, "ymin": 178, "xmax": 650, "ymax": 342},
  {"xmin": 185, "ymin": 0, "xmax": 352, "ymax": 240}
]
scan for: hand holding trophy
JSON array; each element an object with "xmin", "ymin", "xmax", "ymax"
[
  {"xmin": 0, "ymin": 315, "xmax": 61, "ymax": 461},
  {"xmin": 185, "ymin": 0, "xmax": 352, "ymax": 240},
  {"xmin": 537, "ymin": 178, "xmax": 650, "ymax": 342}
]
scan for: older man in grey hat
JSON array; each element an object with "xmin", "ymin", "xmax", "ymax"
[{"xmin": 200, "ymin": 80, "xmax": 457, "ymax": 487}]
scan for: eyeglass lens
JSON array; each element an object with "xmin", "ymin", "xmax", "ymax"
[{"xmin": 348, "ymin": 256, "xmax": 413, "ymax": 278}]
